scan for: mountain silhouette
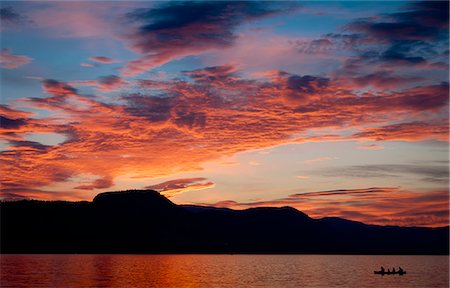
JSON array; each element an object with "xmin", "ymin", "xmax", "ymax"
[{"xmin": 1, "ymin": 190, "xmax": 448, "ymax": 254}]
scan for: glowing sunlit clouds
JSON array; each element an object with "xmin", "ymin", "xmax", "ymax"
[
  {"xmin": 201, "ymin": 188, "xmax": 449, "ymax": 227},
  {"xmin": 146, "ymin": 178, "xmax": 215, "ymax": 198}
]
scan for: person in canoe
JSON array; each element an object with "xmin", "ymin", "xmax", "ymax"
[
  {"xmin": 392, "ymin": 267, "xmax": 396, "ymax": 273},
  {"xmin": 398, "ymin": 267, "xmax": 404, "ymax": 274},
  {"xmin": 380, "ymin": 266, "xmax": 385, "ymax": 273}
]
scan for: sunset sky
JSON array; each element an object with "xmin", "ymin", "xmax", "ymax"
[{"xmin": 0, "ymin": 1, "xmax": 448, "ymax": 227}]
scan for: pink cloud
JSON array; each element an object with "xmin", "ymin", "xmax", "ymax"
[
  {"xmin": 88, "ymin": 56, "xmax": 119, "ymax": 64},
  {"xmin": 0, "ymin": 48, "xmax": 32, "ymax": 69}
]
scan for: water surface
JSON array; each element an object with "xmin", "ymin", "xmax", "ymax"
[{"xmin": 1, "ymin": 254, "xmax": 448, "ymax": 287}]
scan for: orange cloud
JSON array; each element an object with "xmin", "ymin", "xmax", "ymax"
[
  {"xmin": 295, "ymin": 175, "xmax": 310, "ymax": 180},
  {"xmin": 74, "ymin": 177, "xmax": 114, "ymax": 190},
  {"xmin": 200, "ymin": 187, "xmax": 449, "ymax": 227},
  {"xmin": 0, "ymin": 67, "xmax": 448, "ymax": 201},
  {"xmin": 146, "ymin": 178, "xmax": 215, "ymax": 198}
]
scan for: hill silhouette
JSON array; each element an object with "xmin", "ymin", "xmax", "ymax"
[{"xmin": 1, "ymin": 190, "xmax": 448, "ymax": 254}]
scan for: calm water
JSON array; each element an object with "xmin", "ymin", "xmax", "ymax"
[{"xmin": 1, "ymin": 254, "xmax": 448, "ymax": 288}]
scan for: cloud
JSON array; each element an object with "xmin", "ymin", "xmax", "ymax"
[
  {"xmin": 352, "ymin": 71, "xmax": 424, "ymax": 89},
  {"xmin": 121, "ymin": 1, "xmax": 298, "ymax": 76},
  {"xmin": 346, "ymin": 1, "xmax": 448, "ymax": 42},
  {"xmin": 27, "ymin": 2, "xmax": 130, "ymax": 38},
  {"xmin": 318, "ymin": 164, "xmax": 449, "ymax": 183},
  {"xmin": 88, "ymin": 56, "xmax": 119, "ymax": 64},
  {"xmin": 288, "ymin": 1, "xmax": 448, "ymax": 89},
  {"xmin": 6, "ymin": 140, "xmax": 50, "ymax": 152},
  {"xmin": 0, "ymin": 6, "xmax": 30, "ymax": 29},
  {"xmin": 295, "ymin": 175, "xmax": 310, "ymax": 180},
  {"xmin": 182, "ymin": 65, "xmax": 237, "ymax": 83},
  {"xmin": 356, "ymin": 144, "xmax": 384, "ymax": 150},
  {"xmin": 0, "ymin": 116, "xmax": 27, "ymax": 130},
  {"xmin": 200, "ymin": 187, "xmax": 449, "ymax": 227},
  {"xmin": 145, "ymin": 177, "xmax": 215, "ymax": 197},
  {"xmin": 0, "ymin": 187, "xmax": 87, "ymax": 201},
  {"xmin": 42, "ymin": 79, "xmax": 78, "ymax": 96},
  {"xmin": 71, "ymin": 75, "xmax": 129, "ymax": 92},
  {"xmin": 74, "ymin": 177, "xmax": 114, "ymax": 190},
  {"xmin": 1, "ymin": 66, "xmax": 448, "ymax": 199},
  {"xmin": 0, "ymin": 48, "xmax": 32, "ymax": 69},
  {"xmin": 303, "ymin": 157, "xmax": 334, "ymax": 164},
  {"xmin": 0, "ymin": 105, "xmax": 34, "ymax": 119},
  {"xmin": 352, "ymin": 121, "xmax": 449, "ymax": 142},
  {"xmin": 339, "ymin": 1, "xmax": 449, "ymax": 71}
]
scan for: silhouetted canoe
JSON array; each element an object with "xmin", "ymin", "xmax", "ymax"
[{"xmin": 374, "ymin": 270, "xmax": 406, "ymax": 275}]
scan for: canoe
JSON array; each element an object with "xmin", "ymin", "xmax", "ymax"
[{"xmin": 374, "ymin": 271, "xmax": 406, "ymax": 275}]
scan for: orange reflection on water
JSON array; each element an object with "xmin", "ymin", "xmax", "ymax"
[{"xmin": 1, "ymin": 254, "xmax": 449, "ymax": 288}]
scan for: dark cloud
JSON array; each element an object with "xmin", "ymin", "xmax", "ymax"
[
  {"xmin": 129, "ymin": 1, "xmax": 294, "ymax": 45},
  {"xmin": 89, "ymin": 56, "xmax": 117, "ymax": 64},
  {"xmin": 183, "ymin": 65, "xmax": 236, "ymax": 83},
  {"xmin": 286, "ymin": 75, "xmax": 329, "ymax": 93},
  {"xmin": 98, "ymin": 75, "xmax": 122, "ymax": 86},
  {"xmin": 122, "ymin": 1, "xmax": 298, "ymax": 75},
  {"xmin": 0, "ymin": 6, "xmax": 29, "ymax": 29},
  {"xmin": 124, "ymin": 93, "xmax": 174, "ymax": 122},
  {"xmin": 366, "ymin": 71, "xmax": 422, "ymax": 86},
  {"xmin": 174, "ymin": 111, "xmax": 206, "ymax": 130},
  {"xmin": 293, "ymin": 1, "xmax": 448, "ymax": 85},
  {"xmin": 288, "ymin": 187, "xmax": 398, "ymax": 198},
  {"xmin": 347, "ymin": 1, "xmax": 449, "ymax": 42},
  {"xmin": 0, "ymin": 116, "xmax": 27, "ymax": 129},
  {"xmin": 343, "ymin": 1, "xmax": 448, "ymax": 68},
  {"xmin": 394, "ymin": 82, "xmax": 449, "ymax": 110},
  {"xmin": 294, "ymin": 38, "xmax": 334, "ymax": 54},
  {"xmin": 352, "ymin": 71, "xmax": 424, "ymax": 89},
  {"xmin": 42, "ymin": 79, "xmax": 78, "ymax": 96},
  {"xmin": 8, "ymin": 140, "xmax": 50, "ymax": 151}
]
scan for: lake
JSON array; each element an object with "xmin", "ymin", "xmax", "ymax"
[{"xmin": 1, "ymin": 254, "xmax": 448, "ymax": 287}]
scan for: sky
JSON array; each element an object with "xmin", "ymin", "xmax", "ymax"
[{"xmin": 0, "ymin": 1, "xmax": 448, "ymax": 227}]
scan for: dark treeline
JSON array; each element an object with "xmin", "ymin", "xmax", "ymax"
[{"xmin": 1, "ymin": 190, "xmax": 448, "ymax": 254}]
